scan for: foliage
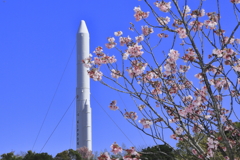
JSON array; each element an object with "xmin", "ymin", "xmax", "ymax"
[
  {"xmin": 140, "ymin": 144, "xmax": 175, "ymax": 160},
  {"xmin": 176, "ymin": 122, "xmax": 240, "ymax": 159},
  {"xmin": 54, "ymin": 149, "xmax": 82, "ymax": 160},
  {"xmin": 22, "ymin": 150, "xmax": 53, "ymax": 160},
  {"xmin": 83, "ymin": 0, "xmax": 240, "ymax": 159},
  {"xmin": 0, "ymin": 152, "xmax": 23, "ymax": 160},
  {"xmin": 0, "ymin": 149, "xmax": 85, "ymax": 160}
]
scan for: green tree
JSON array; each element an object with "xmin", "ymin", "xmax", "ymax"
[
  {"xmin": 22, "ymin": 150, "xmax": 53, "ymax": 160},
  {"xmin": 1, "ymin": 152, "xmax": 23, "ymax": 160},
  {"xmin": 140, "ymin": 145, "xmax": 175, "ymax": 160},
  {"xmin": 54, "ymin": 149, "xmax": 82, "ymax": 160}
]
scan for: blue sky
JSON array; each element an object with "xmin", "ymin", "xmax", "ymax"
[
  {"xmin": 0, "ymin": 0, "xmax": 239, "ymax": 157},
  {"xmin": 0, "ymin": 0, "xmax": 156, "ymax": 156}
]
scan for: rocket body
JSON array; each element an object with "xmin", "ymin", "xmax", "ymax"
[{"xmin": 76, "ymin": 20, "xmax": 92, "ymax": 150}]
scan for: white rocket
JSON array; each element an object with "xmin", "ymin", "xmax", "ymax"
[{"xmin": 76, "ymin": 20, "xmax": 92, "ymax": 150}]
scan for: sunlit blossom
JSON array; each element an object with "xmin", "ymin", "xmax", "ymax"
[{"xmin": 154, "ymin": 1, "xmax": 171, "ymax": 12}]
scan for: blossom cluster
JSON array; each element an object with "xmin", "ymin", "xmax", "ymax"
[
  {"xmin": 154, "ymin": 1, "xmax": 171, "ymax": 12},
  {"xmin": 105, "ymin": 37, "xmax": 117, "ymax": 49},
  {"xmin": 157, "ymin": 16, "xmax": 170, "ymax": 25},
  {"xmin": 110, "ymin": 142, "xmax": 122, "ymax": 155},
  {"xmin": 109, "ymin": 100, "xmax": 119, "ymax": 111},
  {"xmin": 207, "ymin": 137, "xmax": 219, "ymax": 158},
  {"xmin": 97, "ymin": 143, "xmax": 141, "ymax": 160},
  {"xmin": 164, "ymin": 49, "xmax": 179, "ymax": 76},
  {"xmin": 87, "ymin": 68, "xmax": 103, "ymax": 81},
  {"xmin": 125, "ymin": 43, "xmax": 144, "ymax": 58},
  {"xmin": 141, "ymin": 25, "xmax": 154, "ymax": 36},
  {"xmin": 138, "ymin": 118, "xmax": 153, "ymax": 128},
  {"xmin": 111, "ymin": 69, "xmax": 121, "ymax": 79},
  {"xmin": 127, "ymin": 60, "xmax": 148, "ymax": 78},
  {"xmin": 124, "ymin": 111, "xmax": 138, "ymax": 120},
  {"xmin": 133, "ymin": 6, "xmax": 149, "ymax": 21}
]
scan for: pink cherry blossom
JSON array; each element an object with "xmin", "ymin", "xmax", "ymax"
[
  {"xmin": 189, "ymin": 21, "xmax": 203, "ymax": 31},
  {"xmin": 172, "ymin": 19, "xmax": 183, "ymax": 28},
  {"xmin": 142, "ymin": 71, "xmax": 156, "ymax": 82},
  {"xmin": 154, "ymin": 1, "xmax": 171, "ymax": 12},
  {"xmin": 97, "ymin": 152, "xmax": 111, "ymax": 160},
  {"xmin": 139, "ymin": 118, "xmax": 152, "ymax": 128},
  {"xmin": 168, "ymin": 49, "xmax": 180, "ymax": 61},
  {"xmin": 175, "ymin": 127, "xmax": 183, "ymax": 135},
  {"xmin": 209, "ymin": 78, "xmax": 231, "ymax": 90},
  {"xmin": 119, "ymin": 36, "xmax": 132, "ymax": 46},
  {"xmin": 93, "ymin": 55, "xmax": 117, "ymax": 65},
  {"xmin": 122, "ymin": 52, "xmax": 129, "ymax": 60},
  {"xmin": 179, "ymin": 109, "xmax": 187, "ymax": 117},
  {"xmin": 127, "ymin": 60, "xmax": 147, "ymax": 78},
  {"xmin": 157, "ymin": 33, "xmax": 168, "ymax": 38},
  {"xmin": 170, "ymin": 134, "xmax": 177, "ymax": 140},
  {"xmin": 223, "ymin": 36, "xmax": 235, "ymax": 44},
  {"xmin": 195, "ymin": 73, "xmax": 203, "ymax": 79},
  {"xmin": 214, "ymin": 29, "xmax": 225, "ymax": 35},
  {"xmin": 141, "ymin": 25, "xmax": 154, "ymax": 36},
  {"xmin": 207, "ymin": 12, "xmax": 220, "ymax": 22},
  {"xmin": 133, "ymin": 6, "xmax": 149, "ymax": 21},
  {"xmin": 233, "ymin": 64, "xmax": 240, "ymax": 72},
  {"xmin": 231, "ymin": 0, "xmax": 240, "ymax": 3},
  {"xmin": 191, "ymin": 9, "xmax": 205, "ymax": 18},
  {"xmin": 109, "ymin": 100, "xmax": 119, "ymax": 111},
  {"xmin": 138, "ymin": 104, "xmax": 145, "ymax": 110},
  {"xmin": 175, "ymin": 27, "xmax": 187, "ymax": 38},
  {"xmin": 182, "ymin": 95, "xmax": 193, "ymax": 103},
  {"xmin": 169, "ymin": 118, "xmax": 179, "ymax": 123},
  {"xmin": 124, "ymin": 111, "xmax": 138, "ymax": 120},
  {"xmin": 183, "ymin": 5, "xmax": 191, "ymax": 16},
  {"xmin": 93, "ymin": 46, "xmax": 104, "ymax": 56},
  {"xmin": 151, "ymin": 88, "xmax": 162, "ymax": 95},
  {"xmin": 225, "ymin": 156, "xmax": 230, "ymax": 160},
  {"xmin": 111, "ymin": 69, "xmax": 121, "ymax": 79},
  {"xmin": 135, "ymin": 34, "xmax": 144, "ymax": 43},
  {"xmin": 207, "ymin": 137, "xmax": 219, "ymax": 158},
  {"xmin": 182, "ymin": 48, "xmax": 197, "ymax": 62},
  {"xmin": 212, "ymin": 49, "xmax": 223, "ymax": 57},
  {"xmin": 105, "ymin": 37, "xmax": 117, "ymax": 49},
  {"xmin": 204, "ymin": 20, "xmax": 217, "ymax": 29},
  {"xmin": 126, "ymin": 43, "xmax": 144, "ymax": 57},
  {"xmin": 114, "ymin": 31, "xmax": 123, "ymax": 37},
  {"xmin": 88, "ymin": 68, "xmax": 103, "ymax": 81},
  {"xmin": 164, "ymin": 63, "xmax": 177, "ymax": 76},
  {"xmin": 179, "ymin": 65, "xmax": 190, "ymax": 72},
  {"xmin": 82, "ymin": 55, "xmax": 93, "ymax": 68},
  {"xmin": 192, "ymin": 123, "xmax": 204, "ymax": 133},
  {"xmin": 123, "ymin": 147, "xmax": 141, "ymax": 160},
  {"xmin": 110, "ymin": 142, "xmax": 122, "ymax": 155},
  {"xmin": 222, "ymin": 48, "xmax": 236, "ymax": 60},
  {"xmin": 157, "ymin": 16, "xmax": 170, "ymax": 25},
  {"xmin": 192, "ymin": 149, "xmax": 198, "ymax": 155}
]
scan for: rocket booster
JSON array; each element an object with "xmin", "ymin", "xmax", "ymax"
[{"xmin": 76, "ymin": 20, "xmax": 92, "ymax": 150}]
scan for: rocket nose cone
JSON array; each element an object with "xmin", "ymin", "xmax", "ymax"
[{"xmin": 78, "ymin": 20, "xmax": 89, "ymax": 34}]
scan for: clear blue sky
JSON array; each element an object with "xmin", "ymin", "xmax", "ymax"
[
  {"xmin": 0, "ymin": 0, "xmax": 156, "ymax": 156},
  {"xmin": 0, "ymin": 0, "xmax": 238, "ymax": 157}
]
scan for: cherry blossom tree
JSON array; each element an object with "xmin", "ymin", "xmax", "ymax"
[
  {"xmin": 77, "ymin": 147, "xmax": 94, "ymax": 160},
  {"xmin": 83, "ymin": 0, "xmax": 240, "ymax": 159}
]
